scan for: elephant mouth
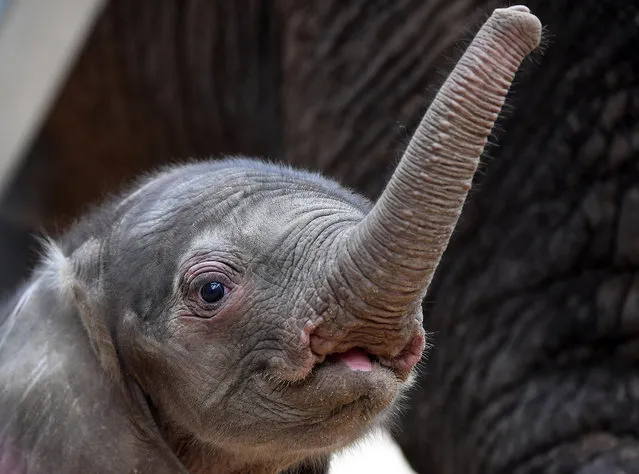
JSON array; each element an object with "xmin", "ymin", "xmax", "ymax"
[
  {"xmin": 313, "ymin": 332, "xmax": 426, "ymax": 382},
  {"xmin": 253, "ymin": 347, "xmax": 403, "ymax": 444},
  {"xmin": 306, "ymin": 352, "xmax": 399, "ymax": 416},
  {"xmin": 325, "ymin": 347, "xmax": 376, "ymax": 371},
  {"xmin": 265, "ymin": 346, "xmax": 399, "ymax": 404},
  {"xmin": 310, "ymin": 347, "xmax": 394, "ymax": 383},
  {"xmin": 259, "ymin": 332, "xmax": 424, "ymax": 423}
]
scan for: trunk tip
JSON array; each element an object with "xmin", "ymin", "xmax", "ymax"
[
  {"xmin": 492, "ymin": 4, "xmax": 542, "ymax": 52},
  {"xmin": 503, "ymin": 5, "xmax": 530, "ymax": 13}
]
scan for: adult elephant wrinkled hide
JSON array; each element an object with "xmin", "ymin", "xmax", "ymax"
[
  {"xmin": 0, "ymin": 8, "xmax": 540, "ymax": 474},
  {"xmin": 395, "ymin": 3, "xmax": 639, "ymax": 473}
]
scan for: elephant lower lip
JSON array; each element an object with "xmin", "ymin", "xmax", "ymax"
[{"xmin": 326, "ymin": 348, "xmax": 373, "ymax": 372}]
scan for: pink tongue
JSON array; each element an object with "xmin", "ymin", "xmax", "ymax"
[{"xmin": 337, "ymin": 349, "xmax": 373, "ymax": 372}]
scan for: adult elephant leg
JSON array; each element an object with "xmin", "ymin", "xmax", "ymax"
[{"xmin": 396, "ymin": 1, "xmax": 639, "ymax": 472}]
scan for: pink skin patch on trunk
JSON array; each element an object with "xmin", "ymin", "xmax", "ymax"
[{"xmin": 333, "ymin": 348, "xmax": 373, "ymax": 372}]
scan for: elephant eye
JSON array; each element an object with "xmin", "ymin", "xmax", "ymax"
[{"xmin": 200, "ymin": 281, "xmax": 225, "ymax": 303}]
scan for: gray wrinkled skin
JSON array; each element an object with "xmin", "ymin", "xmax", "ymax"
[{"xmin": 0, "ymin": 159, "xmax": 408, "ymax": 473}]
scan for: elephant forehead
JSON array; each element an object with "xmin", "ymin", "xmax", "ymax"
[
  {"xmin": 114, "ymin": 163, "xmax": 365, "ymax": 243},
  {"xmin": 186, "ymin": 192, "xmax": 364, "ymax": 268},
  {"xmin": 114, "ymin": 171, "xmax": 253, "ymax": 241},
  {"xmin": 235, "ymin": 193, "xmax": 363, "ymax": 242}
]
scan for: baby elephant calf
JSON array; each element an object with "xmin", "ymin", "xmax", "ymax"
[{"xmin": 0, "ymin": 6, "xmax": 540, "ymax": 474}]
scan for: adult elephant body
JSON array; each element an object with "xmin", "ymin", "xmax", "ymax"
[{"xmin": 2, "ymin": 1, "xmax": 638, "ymax": 473}]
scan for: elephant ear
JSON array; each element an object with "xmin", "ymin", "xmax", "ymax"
[{"xmin": 38, "ymin": 237, "xmax": 121, "ymax": 381}]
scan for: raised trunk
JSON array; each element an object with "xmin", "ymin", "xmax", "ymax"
[{"xmin": 335, "ymin": 6, "xmax": 542, "ymax": 317}]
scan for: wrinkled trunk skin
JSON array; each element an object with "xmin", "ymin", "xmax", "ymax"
[
  {"xmin": 314, "ymin": 7, "xmax": 540, "ymax": 358},
  {"xmin": 337, "ymin": 7, "xmax": 540, "ymax": 302},
  {"xmin": 2, "ymin": 1, "xmax": 639, "ymax": 473}
]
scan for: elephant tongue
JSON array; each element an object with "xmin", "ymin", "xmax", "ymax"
[{"xmin": 335, "ymin": 348, "xmax": 373, "ymax": 372}]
